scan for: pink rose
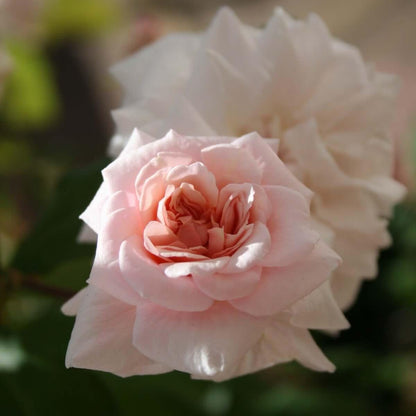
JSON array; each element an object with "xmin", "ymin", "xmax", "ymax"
[{"xmin": 64, "ymin": 130, "xmax": 347, "ymax": 381}]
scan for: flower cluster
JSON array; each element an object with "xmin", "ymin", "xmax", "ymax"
[
  {"xmin": 108, "ymin": 7, "xmax": 406, "ymax": 309},
  {"xmin": 65, "ymin": 7, "xmax": 405, "ymax": 380}
]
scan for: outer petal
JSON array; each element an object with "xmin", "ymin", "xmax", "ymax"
[
  {"xmin": 62, "ymin": 288, "xmax": 88, "ymax": 316},
  {"xmin": 259, "ymin": 8, "xmax": 332, "ymax": 113},
  {"xmin": 331, "ymin": 272, "xmax": 364, "ymax": 311},
  {"xmin": 289, "ymin": 281, "xmax": 350, "ymax": 330},
  {"xmin": 201, "ymin": 144, "xmax": 262, "ymax": 188},
  {"xmin": 65, "ymin": 286, "xmax": 171, "ymax": 377},
  {"xmin": 230, "ymin": 241, "xmax": 341, "ymax": 316},
  {"xmin": 261, "ymin": 185, "xmax": 319, "ymax": 267},
  {"xmin": 133, "ymin": 301, "xmax": 265, "ymax": 378},
  {"xmin": 87, "ymin": 205, "xmax": 143, "ymax": 306},
  {"xmin": 162, "ymin": 257, "xmax": 229, "ymax": 279},
  {"xmin": 79, "ymin": 182, "xmax": 109, "ymax": 234},
  {"xmin": 296, "ymin": 41, "xmax": 368, "ymax": 123},
  {"xmin": 233, "ymin": 132, "xmax": 313, "ymax": 201},
  {"xmin": 103, "ymin": 130, "xmax": 226, "ymax": 195},
  {"xmin": 193, "ymin": 267, "xmax": 262, "ymax": 301},
  {"xmin": 120, "ymin": 235, "xmax": 214, "ymax": 312},
  {"xmin": 159, "ymin": 94, "xmax": 218, "ymax": 137},
  {"xmin": 331, "ymin": 228, "xmax": 386, "ymax": 279},
  {"xmin": 193, "ymin": 319, "xmax": 334, "ymax": 381},
  {"xmin": 110, "ymin": 33, "xmax": 199, "ymax": 105},
  {"xmin": 184, "ymin": 7, "xmax": 268, "ymax": 132}
]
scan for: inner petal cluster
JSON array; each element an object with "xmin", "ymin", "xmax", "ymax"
[{"xmin": 141, "ymin": 157, "xmax": 262, "ymax": 264}]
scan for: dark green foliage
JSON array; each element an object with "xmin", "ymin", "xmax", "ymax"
[{"xmin": 11, "ymin": 158, "xmax": 109, "ymax": 275}]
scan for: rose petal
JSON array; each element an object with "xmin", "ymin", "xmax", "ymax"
[
  {"xmin": 61, "ymin": 288, "xmax": 88, "ymax": 316},
  {"xmin": 110, "ymin": 33, "xmax": 199, "ymax": 105},
  {"xmin": 163, "ymin": 256, "xmax": 229, "ymax": 278},
  {"xmin": 331, "ymin": 272, "xmax": 363, "ymax": 311},
  {"xmin": 88, "ymin": 207, "xmax": 143, "ymax": 306},
  {"xmin": 259, "ymin": 8, "xmax": 332, "ymax": 113},
  {"xmin": 201, "ymin": 144, "xmax": 262, "ymax": 188},
  {"xmin": 193, "ymin": 318, "xmax": 334, "ymax": 381},
  {"xmin": 230, "ymin": 241, "xmax": 341, "ymax": 316},
  {"xmin": 79, "ymin": 183, "xmax": 109, "ymax": 234},
  {"xmin": 120, "ymin": 235, "xmax": 214, "ymax": 312},
  {"xmin": 261, "ymin": 185, "xmax": 319, "ymax": 267},
  {"xmin": 222, "ymin": 222, "xmax": 271, "ymax": 273},
  {"xmin": 165, "ymin": 162, "xmax": 219, "ymax": 206},
  {"xmin": 290, "ymin": 281, "xmax": 350, "ymax": 330},
  {"xmin": 133, "ymin": 301, "xmax": 265, "ymax": 377},
  {"xmin": 65, "ymin": 286, "xmax": 171, "ymax": 377},
  {"xmin": 193, "ymin": 266, "xmax": 262, "ymax": 301},
  {"xmin": 233, "ymin": 132, "xmax": 313, "ymax": 201}
]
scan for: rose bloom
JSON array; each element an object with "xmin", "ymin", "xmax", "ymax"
[
  {"xmin": 107, "ymin": 7, "xmax": 406, "ymax": 310},
  {"xmin": 64, "ymin": 130, "xmax": 348, "ymax": 380}
]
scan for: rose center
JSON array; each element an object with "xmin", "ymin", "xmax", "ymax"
[{"xmin": 146, "ymin": 181, "xmax": 257, "ymax": 262}]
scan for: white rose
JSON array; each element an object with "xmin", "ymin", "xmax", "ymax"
[{"xmin": 104, "ymin": 7, "xmax": 406, "ymax": 310}]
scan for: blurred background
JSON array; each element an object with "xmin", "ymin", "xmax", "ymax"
[{"xmin": 0, "ymin": 0, "xmax": 415, "ymax": 415}]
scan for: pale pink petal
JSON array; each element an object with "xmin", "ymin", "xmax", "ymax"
[
  {"xmin": 120, "ymin": 235, "xmax": 213, "ymax": 312},
  {"xmin": 135, "ymin": 151, "xmax": 193, "ymax": 198},
  {"xmin": 166, "ymin": 162, "xmax": 218, "ymax": 205},
  {"xmin": 143, "ymin": 221, "xmax": 180, "ymax": 258},
  {"xmin": 133, "ymin": 301, "xmax": 265, "ymax": 377},
  {"xmin": 271, "ymin": 322, "xmax": 335, "ymax": 372},
  {"xmin": 61, "ymin": 288, "xmax": 88, "ymax": 317},
  {"xmin": 193, "ymin": 318, "xmax": 334, "ymax": 381},
  {"xmin": 314, "ymin": 187, "xmax": 382, "ymax": 233},
  {"xmin": 296, "ymin": 41, "xmax": 368, "ymax": 123},
  {"xmin": 331, "ymin": 272, "xmax": 364, "ymax": 311},
  {"xmin": 216, "ymin": 183, "xmax": 263, "ymax": 227},
  {"xmin": 332, "ymin": 228, "xmax": 387, "ymax": 279},
  {"xmin": 282, "ymin": 119, "xmax": 348, "ymax": 190},
  {"xmin": 201, "ymin": 144, "xmax": 262, "ymax": 188},
  {"xmin": 184, "ymin": 7, "xmax": 268, "ymax": 132},
  {"xmin": 103, "ymin": 130, "xmax": 207, "ymax": 196},
  {"xmin": 290, "ymin": 281, "xmax": 350, "ymax": 330},
  {"xmin": 183, "ymin": 7, "xmax": 262, "ymax": 134},
  {"xmin": 193, "ymin": 267, "xmax": 261, "ymax": 301},
  {"xmin": 261, "ymin": 186, "xmax": 319, "ymax": 267},
  {"xmin": 79, "ymin": 182, "xmax": 109, "ymax": 234},
  {"xmin": 322, "ymin": 70, "xmax": 399, "ymax": 134},
  {"xmin": 119, "ymin": 128, "xmax": 155, "ymax": 155},
  {"xmin": 259, "ymin": 8, "xmax": 332, "ymax": 113},
  {"xmin": 230, "ymin": 241, "xmax": 341, "ymax": 316},
  {"xmin": 162, "ymin": 257, "xmax": 229, "ymax": 278},
  {"xmin": 137, "ymin": 169, "xmax": 167, "ymax": 226},
  {"xmin": 87, "ymin": 207, "xmax": 143, "ymax": 306},
  {"xmin": 65, "ymin": 286, "xmax": 171, "ymax": 376},
  {"xmin": 222, "ymin": 222, "xmax": 271, "ymax": 273},
  {"xmin": 110, "ymin": 108, "xmax": 155, "ymax": 146},
  {"xmin": 233, "ymin": 132, "xmax": 313, "ymax": 201},
  {"xmin": 110, "ymin": 33, "xmax": 199, "ymax": 105},
  {"xmin": 162, "ymin": 95, "xmax": 218, "ymax": 137}
]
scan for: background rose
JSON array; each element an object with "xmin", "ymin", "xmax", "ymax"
[
  {"xmin": 64, "ymin": 129, "xmax": 348, "ymax": 381},
  {"xmin": 107, "ymin": 7, "xmax": 406, "ymax": 311}
]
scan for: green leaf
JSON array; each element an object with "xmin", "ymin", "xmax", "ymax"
[
  {"xmin": 2, "ymin": 41, "xmax": 59, "ymax": 129},
  {"xmin": 12, "ymin": 158, "xmax": 109, "ymax": 275}
]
